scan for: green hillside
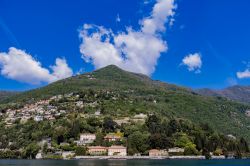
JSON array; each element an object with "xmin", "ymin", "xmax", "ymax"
[
  {"xmin": 1, "ymin": 65, "xmax": 250, "ymax": 142},
  {"xmin": 196, "ymin": 86, "xmax": 250, "ymax": 104},
  {"xmin": 0, "ymin": 91, "xmax": 19, "ymax": 102}
]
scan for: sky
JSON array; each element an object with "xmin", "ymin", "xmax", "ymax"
[{"xmin": 0, "ymin": 0, "xmax": 250, "ymax": 91}]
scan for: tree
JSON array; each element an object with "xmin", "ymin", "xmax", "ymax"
[
  {"xmin": 174, "ymin": 133, "xmax": 192, "ymax": 148},
  {"xmin": 235, "ymin": 145, "xmax": 242, "ymax": 159},
  {"xmin": 103, "ymin": 117, "xmax": 118, "ymax": 133},
  {"xmin": 206, "ymin": 133, "xmax": 221, "ymax": 152},
  {"xmin": 23, "ymin": 143, "xmax": 40, "ymax": 159},
  {"xmin": 174, "ymin": 133, "xmax": 199, "ymax": 155},
  {"xmin": 213, "ymin": 148, "xmax": 223, "ymax": 156},
  {"xmin": 42, "ymin": 143, "xmax": 48, "ymax": 154},
  {"xmin": 239, "ymin": 137, "xmax": 249, "ymax": 153},
  {"xmin": 68, "ymin": 120, "xmax": 80, "ymax": 139},
  {"xmin": 75, "ymin": 146, "xmax": 87, "ymax": 156},
  {"xmin": 93, "ymin": 132, "xmax": 104, "ymax": 146},
  {"xmin": 202, "ymin": 148, "xmax": 211, "ymax": 159},
  {"xmin": 128, "ymin": 131, "xmax": 149, "ymax": 155},
  {"xmin": 149, "ymin": 133, "xmax": 173, "ymax": 149},
  {"xmin": 194, "ymin": 132, "xmax": 205, "ymax": 151},
  {"xmin": 145, "ymin": 115, "xmax": 161, "ymax": 134},
  {"xmin": 184, "ymin": 143, "xmax": 199, "ymax": 155},
  {"xmin": 87, "ymin": 117, "xmax": 101, "ymax": 127},
  {"xmin": 53, "ymin": 126, "xmax": 67, "ymax": 144}
]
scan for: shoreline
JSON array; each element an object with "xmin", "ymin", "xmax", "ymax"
[
  {"xmin": 73, "ymin": 155, "xmax": 233, "ymax": 160},
  {"xmin": 1, "ymin": 156, "xmax": 250, "ymax": 160}
]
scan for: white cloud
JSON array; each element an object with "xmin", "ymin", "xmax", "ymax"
[
  {"xmin": 237, "ymin": 69, "xmax": 250, "ymax": 79},
  {"xmin": 50, "ymin": 58, "xmax": 73, "ymax": 82},
  {"xmin": 0, "ymin": 47, "xmax": 73, "ymax": 84},
  {"xmin": 182, "ymin": 53, "xmax": 202, "ymax": 73},
  {"xmin": 79, "ymin": 0, "xmax": 176, "ymax": 76},
  {"xmin": 141, "ymin": 0, "xmax": 176, "ymax": 34}
]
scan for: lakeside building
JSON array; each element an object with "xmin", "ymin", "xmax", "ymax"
[
  {"xmin": 88, "ymin": 146, "xmax": 107, "ymax": 155},
  {"xmin": 149, "ymin": 149, "xmax": 160, "ymax": 156},
  {"xmin": 168, "ymin": 147, "xmax": 185, "ymax": 155},
  {"xmin": 149, "ymin": 149, "xmax": 169, "ymax": 157},
  {"xmin": 108, "ymin": 146, "xmax": 127, "ymax": 156},
  {"xmin": 87, "ymin": 146, "xmax": 127, "ymax": 156}
]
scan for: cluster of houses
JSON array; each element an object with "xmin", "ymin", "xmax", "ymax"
[
  {"xmin": 1, "ymin": 93, "xmax": 99, "ymax": 127},
  {"xmin": 1, "ymin": 93, "xmax": 149, "ymax": 127},
  {"xmin": 2, "ymin": 99, "xmax": 67, "ymax": 126}
]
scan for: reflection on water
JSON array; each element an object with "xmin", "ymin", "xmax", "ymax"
[{"xmin": 0, "ymin": 159, "xmax": 250, "ymax": 166}]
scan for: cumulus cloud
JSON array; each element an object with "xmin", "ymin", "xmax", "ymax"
[
  {"xmin": 79, "ymin": 0, "xmax": 176, "ymax": 76},
  {"xmin": 237, "ymin": 69, "xmax": 250, "ymax": 79},
  {"xmin": 50, "ymin": 58, "xmax": 73, "ymax": 82},
  {"xmin": 182, "ymin": 53, "xmax": 202, "ymax": 73},
  {"xmin": 0, "ymin": 47, "xmax": 73, "ymax": 84}
]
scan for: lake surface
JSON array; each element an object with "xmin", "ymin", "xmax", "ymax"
[{"xmin": 0, "ymin": 160, "xmax": 250, "ymax": 166}]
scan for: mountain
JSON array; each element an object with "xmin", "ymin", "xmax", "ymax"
[
  {"xmin": 0, "ymin": 91, "xmax": 19, "ymax": 102},
  {"xmin": 196, "ymin": 85, "xmax": 250, "ymax": 104},
  {"xmin": 1, "ymin": 65, "xmax": 250, "ymax": 142},
  {"xmin": 0, "ymin": 65, "xmax": 188, "ymax": 104}
]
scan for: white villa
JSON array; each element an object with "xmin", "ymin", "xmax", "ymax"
[
  {"xmin": 34, "ymin": 115, "xmax": 43, "ymax": 122},
  {"xmin": 168, "ymin": 147, "xmax": 185, "ymax": 153},
  {"xmin": 77, "ymin": 134, "xmax": 96, "ymax": 145},
  {"xmin": 134, "ymin": 113, "xmax": 147, "ymax": 119},
  {"xmin": 245, "ymin": 110, "xmax": 250, "ymax": 117},
  {"xmin": 108, "ymin": 145, "xmax": 127, "ymax": 156}
]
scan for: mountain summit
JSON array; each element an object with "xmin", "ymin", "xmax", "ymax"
[{"xmin": 2, "ymin": 65, "xmax": 186, "ymax": 103}]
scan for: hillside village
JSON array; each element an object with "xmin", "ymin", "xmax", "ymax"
[{"xmin": 1, "ymin": 91, "xmax": 149, "ymax": 128}]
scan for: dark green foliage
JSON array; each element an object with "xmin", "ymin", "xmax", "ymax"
[
  {"xmin": 197, "ymin": 85, "xmax": 250, "ymax": 104},
  {"xmin": 75, "ymin": 146, "xmax": 87, "ymax": 156},
  {"xmin": 23, "ymin": 143, "xmax": 40, "ymax": 159},
  {"xmin": 149, "ymin": 133, "xmax": 173, "ymax": 149},
  {"xmin": 127, "ymin": 131, "xmax": 149, "ymax": 155},
  {"xmin": 0, "ymin": 91, "xmax": 19, "ymax": 102},
  {"xmin": 103, "ymin": 117, "xmax": 118, "ymax": 133}
]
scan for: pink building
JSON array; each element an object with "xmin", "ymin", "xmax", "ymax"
[{"xmin": 88, "ymin": 146, "xmax": 107, "ymax": 155}]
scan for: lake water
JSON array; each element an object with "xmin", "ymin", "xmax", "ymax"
[{"xmin": 0, "ymin": 160, "xmax": 250, "ymax": 166}]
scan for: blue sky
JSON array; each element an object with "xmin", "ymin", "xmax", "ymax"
[{"xmin": 0, "ymin": 0, "xmax": 250, "ymax": 91}]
